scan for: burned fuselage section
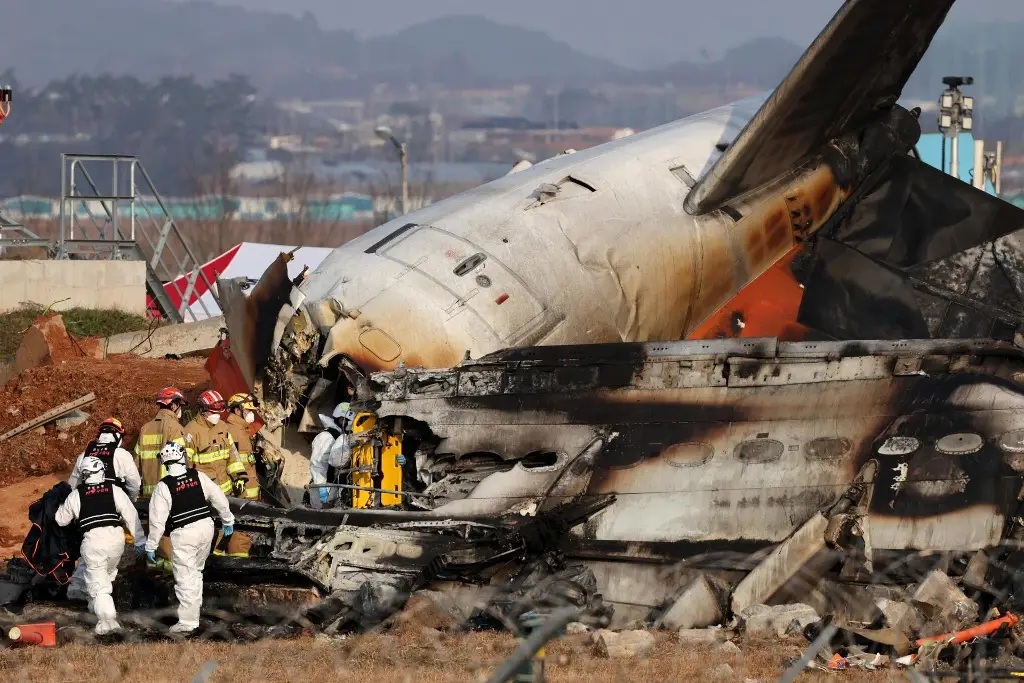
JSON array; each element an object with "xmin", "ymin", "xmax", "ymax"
[{"xmin": 368, "ymin": 337, "xmax": 1024, "ymax": 560}]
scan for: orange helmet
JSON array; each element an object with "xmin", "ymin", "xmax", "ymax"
[
  {"xmin": 97, "ymin": 417, "xmax": 124, "ymax": 439},
  {"xmin": 156, "ymin": 386, "xmax": 186, "ymax": 408},
  {"xmin": 197, "ymin": 390, "xmax": 226, "ymax": 413}
]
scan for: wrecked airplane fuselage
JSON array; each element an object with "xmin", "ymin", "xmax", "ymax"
[
  {"xmin": 369, "ymin": 337, "xmax": 1024, "ymax": 557},
  {"xmin": 216, "ymin": 336, "xmax": 1024, "ymax": 628}
]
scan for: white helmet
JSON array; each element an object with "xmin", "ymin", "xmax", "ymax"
[
  {"xmin": 159, "ymin": 441, "xmax": 188, "ymax": 466},
  {"xmin": 333, "ymin": 402, "xmax": 355, "ymax": 421},
  {"xmin": 80, "ymin": 456, "xmax": 106, "ymax": 483}
]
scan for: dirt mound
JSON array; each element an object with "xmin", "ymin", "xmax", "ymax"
[{"xmin": 0, "ymin": 355, "xmax": 209, "ymax": 488}]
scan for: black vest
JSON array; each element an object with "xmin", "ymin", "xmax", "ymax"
[
  {"xmin": 161, "ymin": 469, "xmax": 212, "ymax": 533},
  {"xmin": 77, "ymin": 483, "xmax": 121, "ymax": 532},
  {"xmin": 84, "ymin": 440, "xmax": 126, "ymax": 492}
]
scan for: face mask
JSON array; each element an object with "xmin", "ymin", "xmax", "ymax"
[
  {"xmin": 175, "ymin": 407, "xmax": 183, "ymax": 419},
  {"xmin": 205, "ymin": 413, "xmax": 221, "ymax": 425},
  {"xmin": 244, "ymin": 411, "xmax": 256, "ymax": 425}
]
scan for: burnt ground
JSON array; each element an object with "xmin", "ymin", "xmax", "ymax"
[
  {"xmin": 0, "ymin": 632, "xmax": 887, "ymax": 683},
  {"xmin": 0, "ymin": 356, "xmax": 210, "ymax": 488}
]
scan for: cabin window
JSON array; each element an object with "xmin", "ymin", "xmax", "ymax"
[
  {"xmin": 877, "ymin": 436, "xmax": 919, "ymax": 456},
  {"xmin": 806, "ymin": 437, "xmax": 852, "ymax": 461},
  {"xmin": 935, "ymin": 433, "xmax": 984, "ymax": 455},
  {"xmin": 998, "ymin": 430, "xmax": 1024, "ymax": 454},
  {"xmin": 735, "ymin": 439, "xmax": 784, "ymax": 464},
  {"xmin": 521, "ymin": 451, "xmax": 560, "ymax": 470},
  {"xmin": 665, "ymin": 442, "xmax": 714, "ymax": 468}
]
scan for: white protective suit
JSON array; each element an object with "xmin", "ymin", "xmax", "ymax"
[
  {"xmin": 145, "ymin": 467, "xmax": 235, "ymax": 631},
  {"xmin": 66, "ymin": 434, "xmax": 142, "ymax": 601},
  {"xmin": 68, "ymin": 435, "xmax": 142, "ymax": 501},
  {"xmin": 55, "ymin": 483, "xmax": 145, "ymax": 634},
  {"xmin": 308, "ymin": 427, "xmax": 352, "ymax": 508}
]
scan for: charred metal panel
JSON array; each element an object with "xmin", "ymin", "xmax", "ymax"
[{"xmin": 374, "ymin": 339, "xmax": 1024, "ymax": 552}]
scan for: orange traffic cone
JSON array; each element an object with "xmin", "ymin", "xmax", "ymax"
[{"xmin": 8, "ymin": 622, "xmax": 57, "ymax": 647}]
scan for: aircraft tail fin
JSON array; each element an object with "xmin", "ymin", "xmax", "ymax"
[{"xmin": 685, "ymin": 0, "xmax": 955, "ymax": 216}]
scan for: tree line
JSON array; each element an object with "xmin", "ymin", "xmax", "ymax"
[{"xmin": 0, "ymin": 71, "xmax": 263, "ymax": 197}]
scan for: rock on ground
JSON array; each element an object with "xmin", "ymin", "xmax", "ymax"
[
  {"xmin": 595, "ymin": 629, "xmax": 655, "ymax": 659},
  {"xmin": 715, "ymin": 640, "xmax": 742, "ymax": 656},
  {"xmin": 738, "ymin": 604, "xmax": 820, "ymax": 637},
  {"xmin": 55, "ymin": 409, "xmax": 90, "ymax": 431}
]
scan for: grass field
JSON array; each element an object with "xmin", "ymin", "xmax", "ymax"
[
  {"xmin": 0, "ymin": 304, "xmax": 150, "ymax": 362},
  {"xmin": 0, "ymin": 631, "xmax": 889, "ymax": 683}
]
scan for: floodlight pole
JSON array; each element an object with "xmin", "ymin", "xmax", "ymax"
[{"xmin": 938, "ymin": 76, "xmax": 975, "ymax": 181}]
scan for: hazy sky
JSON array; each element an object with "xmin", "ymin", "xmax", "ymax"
[{"xmin": 165, "ymin": 0, "xmax": 1024, "ymax": 68}]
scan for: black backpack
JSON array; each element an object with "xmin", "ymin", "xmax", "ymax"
[{"xmin": 21, "ymin": 482, "xmax": 82, "ymax": 585}]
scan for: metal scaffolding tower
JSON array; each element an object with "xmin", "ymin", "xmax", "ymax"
[{"xmin": 57, "ymin": 154, "xmax": 219, "ymax": 323}]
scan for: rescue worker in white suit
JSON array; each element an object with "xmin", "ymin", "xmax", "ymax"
[
  {"xmin": 66, "ymin": 417, "xmax": 142, "ymax": 602},
  {"xmin": 308, "ymin": 402, "xmax": 356, "ymax": 508},
  {"xmin": 55, "ymin": 456, "xmax": 146, "ymax": 635},
  {"xmin": 145, "ymin": 441, "xmax": 234, "ymax": 634}
]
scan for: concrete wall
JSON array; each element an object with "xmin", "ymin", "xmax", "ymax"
[{"xmin": 0, "ymin": 260, "xmax": 147, "ymax": 315}]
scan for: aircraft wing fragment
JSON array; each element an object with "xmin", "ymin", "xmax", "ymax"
[
  {"xmin": 797, "ymin": 156, "xmax": 1024, "ymax": 340},
  {"xmin": 685, "ymin": 0, "xmax": 955, "ymax": 215}
]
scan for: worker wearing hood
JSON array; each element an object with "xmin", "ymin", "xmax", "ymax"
[{"xmin": 307, "ymin": 402, "xmax": 355, "ymax": 508}]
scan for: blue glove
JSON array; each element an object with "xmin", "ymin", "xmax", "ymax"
[
  {"xmin": 135, "ymin": 545, "xmax": 146, "ymax": 556},
  {"xmin": 396, "ymin": 454, "xmax": 407, "ymax": 466},
  {"xmin": 319, "ymin": 488, "xmax": 330, "ymax": 505},
  {"xmin": 146, "ymin": 550, "xmax": 156, "ymax": 564},
  {"xmin": 222, "ymin": 524, "xmax": 234, "ymax": 536}
]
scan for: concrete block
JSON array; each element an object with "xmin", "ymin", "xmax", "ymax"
[
  {"xmin": 738, "ymin": 603, "xmax": 819, "ymax": 637},
  {"xmin": 876, "ymin": 598, "xmax": 923, "ymax": 635},
  {"xmin": 731, "ymin": 512, "xmax": 829, "ymax": 614},
  {"xmin": 596, "ymin": 629, "xmax": 655, "ymax": 659},
  {"xmin": 660, "ymin": 574, "xmax": 724, "ymax": 630},
  {"xmin": 716, "ymin": 640, "xmax": 742, "ymax": 656},
  {"xmin": 911, "ymin": 570, "xmax": 979, "ymax": 635},
  {"xmin": 102, "ymin": 316, "xmax": 224, "ymax": 359}
]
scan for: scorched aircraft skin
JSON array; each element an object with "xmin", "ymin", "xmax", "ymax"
[{"xmin": 213, "ymin": 0, "xmax": 1024, "ymax": 622}]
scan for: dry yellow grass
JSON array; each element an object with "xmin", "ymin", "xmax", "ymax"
[{"xmin": 0, "ymin": 631, "xmax": 891, "ymax": 683}]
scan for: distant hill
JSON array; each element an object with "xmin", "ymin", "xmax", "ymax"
[
  {"xmin": 0, "ymin": 0, "xmax": 624, "ymax": 94},
  {"xmin": 642, "ymin": 38, "xmax": 805, "ymax": 88}
]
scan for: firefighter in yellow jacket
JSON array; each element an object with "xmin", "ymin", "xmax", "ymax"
[
  {"xmin": 135, "ymin": 387, "xmax": 188, "ymax": 499},
  {"xmin": 135, "ymin": 387, "xmax": 189, "ymax": 573},
  {"xmin": 185, "ymin": 390, "xmax": 250, "ymax": 557},
  {"xmin": 225, "ymin": 393, "xmax": 260, "ymax": 501},
  {"xmin": 184, "ymin": 390, "xmax": 245, "ymax": 494}
]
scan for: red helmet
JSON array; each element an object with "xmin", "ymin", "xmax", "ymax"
[
  {"xmin": 97, "ymin": 417, "xmax": 125, "ymax": 438},
  {"xmin": 197, "ymin": 390, "xmax": 226, "ymax": 413},
  {"xmin": 156, "ymin": 386, "xmax": 186, "ymax": 408}
]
